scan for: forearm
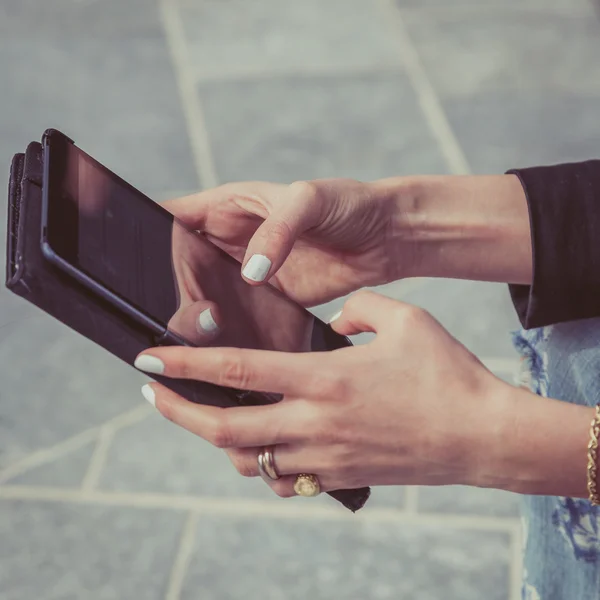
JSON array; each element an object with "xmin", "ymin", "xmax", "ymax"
[
  {"xmin": 375, "ymin": 174, "xmax": 533, "ymax": 284},
  {"xmin": 473, "ymin": 384, "xmax": 593, "ymax": 498}
]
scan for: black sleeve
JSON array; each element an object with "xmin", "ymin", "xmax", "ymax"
[{"xmin": 507, "ymin": 160, "xmax": 600, "ymax": 329}]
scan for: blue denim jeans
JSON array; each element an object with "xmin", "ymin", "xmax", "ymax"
[{"xmin": 513, "ymin": 322, "xmax": 600, "ymax": 599}]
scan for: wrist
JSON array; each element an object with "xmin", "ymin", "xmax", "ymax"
[
  {"xmin": 372, "ymin": 174, "xmax": 533, "ymax": 284},
  {"xmin": 470, "ymin": 383, "xmax": 592, "ymax": 498}
]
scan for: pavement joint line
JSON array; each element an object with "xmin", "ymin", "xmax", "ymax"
[
  {"xmin": 379, "ymin": 0, "xmax": 471, "ymax": 176},
  {"xmin": 0, "ymin": 429, "xmax": 99, "ymax": 486},
  {"xmin": 165, "ymin": 511, "xmax": 200, "ymax": 600},
  {"xmin": 0, "ymin": 404, "xmax": 152, "ymax": 486},
  {"xmin": 80, "ymin": 426, "xmax": 116, "ymax": 492},
  {"xmin": 81, "ymin": 404, "xmax": 153, "ymax": 490},
  {"xmin": 0, "ymin": 485, "xmax": 519, "ymax": 531},
  {"xmin": 160, "ymin": 0, "xmax": 219, "ymax": 190}
]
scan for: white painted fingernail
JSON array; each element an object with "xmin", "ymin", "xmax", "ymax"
[
  {"xmin": 198, "ymin": 308, "xmax": 219, "ymax": 334},
  {"xmin": 242, "ymin": 254, "xmax": 271, "ymax": 282},
  {"xmin": 141, "ymin": 384, "xmax": 156, "ymax": 407},
  {"xmin": 134, "ymin": 355, "xmax": 165, "ymax": 375},
  {"xmin": 328, "ymin": 310, "xmax": 342, "ymax": 324}
]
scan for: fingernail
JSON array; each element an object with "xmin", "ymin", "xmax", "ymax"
[
  {"xmin": 141, "ymin": 384, "xmax": 156, "ymax": 407},
  {"xmin": 134, "ymin": 355, "xmax": 165, "ymax": 375},
  {"xmin": 242, "ymin": 254, "xmax": 271, "ymax": 282},
  {"xmin": 198, "ymin": 308, "xmax": 219, "ymax": 334},
  {"xmin": 328, "ymin": 310, "xmax": 342, "ymax": 324}
]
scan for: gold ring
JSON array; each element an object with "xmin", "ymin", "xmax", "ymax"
[{"xmin": 293, "ymin": 473, "xmax": 321, "ymax": 497}]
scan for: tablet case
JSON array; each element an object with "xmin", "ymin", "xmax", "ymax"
[{"xmin": 5, "ymin": 134, "xmax": 371, "ymax": 512}]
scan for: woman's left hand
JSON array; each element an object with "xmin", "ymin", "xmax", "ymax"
[{"xmin": 135, "ymin": 291, "xmax": 513, "ymax": 496}]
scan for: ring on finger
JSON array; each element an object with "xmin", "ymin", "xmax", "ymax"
[
  {"xmin": 294, "ymin": 473, "xmax": 321, "ymax": 497},
  {"xmin": 257, "ymin": 446, "xmax": 280, "ymax": 483}
]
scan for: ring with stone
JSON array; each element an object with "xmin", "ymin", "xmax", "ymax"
[
  {"xmin": 257, "ymin": 446, "xmax": 280, "ymax": 483},
  {"xmin": 293, "ymin": 473, "xmax": 321, "ymax": 497}
]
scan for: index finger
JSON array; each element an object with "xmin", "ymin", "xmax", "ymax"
[
  {"xmin": 134, "ymin": 346, "xmax": 323, "ymax": 397},
  {"xmin": 162, "ymin": 191, "xmax": 213, "ymax": 229},
  {"xmin": 161, "ymin": 181, "xmax": 278, "ymax": 228}
]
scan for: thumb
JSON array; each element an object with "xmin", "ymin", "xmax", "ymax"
[
  {"xmin": 167, "ymin": 300, "xmax": 223, "ymax": 346},
  {"xmin": 241, "ymin": 183, "xmax": 322, "ymax": 284},
  {"xmin": 328, "ymin": 291, "xmax": 407, "ymax": 336}
]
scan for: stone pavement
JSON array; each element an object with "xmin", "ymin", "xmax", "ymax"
[{"xmin": 1, "ymin": 0, "xmax": 599, "ymax": 598}]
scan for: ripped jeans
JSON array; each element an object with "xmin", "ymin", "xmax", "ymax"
[{"xmin": 514, "ymin": 321, "xmax": 600, "ymax": 599}]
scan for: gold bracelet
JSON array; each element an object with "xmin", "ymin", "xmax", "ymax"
[{"xmin": 587, "ymin": 404, "xmax": 600, "ymax": 506}]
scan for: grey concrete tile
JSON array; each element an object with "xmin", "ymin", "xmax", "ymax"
[
  {"xmin": 368, "ymin": 486, "xmax": 406, "ymax": 510},
  {"xmin": 397, "ymin": 0, "xmax": 594, "ymax": 10},
  {"xmin": 199, "ymin": 73, "xmax": 449, "ymax": 183},
  {"xmin": 418, "ymin": 485, "xmax": 520, "ymax": 518},
  {"xmin": 0, "ymin": 500, "xmax": 184, "ymax": 600},
  {"xmin": 181, "ymin": 517, "xmax": 511, "ymax": 600},
  {"xmin": 180, "ymin": 0, "xmax": 401, "ymax": 77},
  {"xmin": 0, "ymin": 0, "xmax": 198, "ymax": 468},
  {"xmin": 495, "ymin": 371, "xmax": 520, "ymax": 386},
  {"xmin": 404, "ymin": 9, "xmax": 600, "ymax": 96},
  {"xmin": 0, "ymin": 315, "xmax": 149, "ymax": 468},
  {"xmin": 398, "ymin": 279, "xmax": 520, "ymax": 359},
  {"xmin": 8, "ymin": 442, "xmax": 96, "ymax": 488},
  {"xmin": 444, "ymin": 91, "xmax": 600, "ymax": 174},
  {"xmin": 0, "ymin": 0, "xmax": 162, "ymax": 38},
  {"xmin": 98, "ymin": 414, "xmax": 339, "ymax": 509},
  {"xmin": 0, "ymin": 0, "xmax": 197, "ymax": 197},
  {"xmin": 99, "ymin": 412, "xmax": 265, "ymax": 497}
]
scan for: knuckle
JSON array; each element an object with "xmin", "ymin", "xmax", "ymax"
[
  {"xmin": 229, "ymin": 453, "xmax": 255, "ymax": 478},
  {"xmin": 262, "ymin": 220, "xmax": 292, "ymax": 245},
  {"xmin": 331, "ymin": 444, "xmax": 355, "ymax": 474},
  {"xmin": 312, "ymin": 370, "xmax": 348, "ymax": 400},
  {"xmin": 176, "ymin": 350, "xmax": 195, "ymax": 380},
  {"xmin": 211, "ymin": 415, "xmax": 235, "ymax": 449},
  {"xmin": 217, "ymin": 351, "xmax": 253, "ymax": 389},
  {"xmin": 393, "ymin": 303, "xmax": 429, "ymax": 329},
  {"xmin": 299, "ymin": 405, "xmax": 338, "ymax": 445},
  {"xmin": 343, "ymin": 289, "xmax": 373, "ymax": 315},
  {"xmin": 288, "ymin": 180, "xmax": 322, "ymax": 216},
  {"xmin": 288, "ymin": 180, "xmax": 319, "ymax": 202},
  {"xmin": 311, "ymin": 421, "xmax": 337, "ymax": 445}
]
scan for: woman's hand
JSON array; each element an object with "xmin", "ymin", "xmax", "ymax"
[
  {"xmin": 163, "ymin": 180, "xmax": 409, "ymax": 307},
  {"xmin": 166, "ymin": 219, "xmax": 315, "ymax": 353},
  {"xmin": 163, "ymin": 174, "xmax": 533, "ymax": 311},
  {"xmin": 135, "ymin": 291, "xmax": 515, "ymax": 495}
]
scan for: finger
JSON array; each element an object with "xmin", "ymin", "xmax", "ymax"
[
  {"xmin": 161, "ymin": 192, "xmax": 212, "ymax": 229},
  {"xmin": 328, "ymin": 290, "xmax": 412, "ymax": 336},
  {"xmin": 135, "ymin": 346, "xmax": 320, "ymax": 397},
  {"xmin": 241, "ymin": 181, "xmax": 322, "ymax": 284},
  {"xmin": 226, "ymin": 447, "xmax": 336, "ymax": 497},
  {"xmin": 142, "ymin": 382, "xmax": 303, "ymax": 448},
  {"xmin": 167, "ymin": 300, "xmax": 222, "ymax": 346},
  {"xmin": 162, "ymin": 182, "xmax": 272, "ymax": 229},
  {"xmin": 204, "ymin": 233, "xmax": 245, "ymax": 263},
  {"xmin": 226, "ymin": 444, "xmax": 329, "ymax": 478}
]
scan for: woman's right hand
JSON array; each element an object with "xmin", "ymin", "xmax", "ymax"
[{"xmin": 163, "ymin": 179, "xmax": 412, "ymax": 307}]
